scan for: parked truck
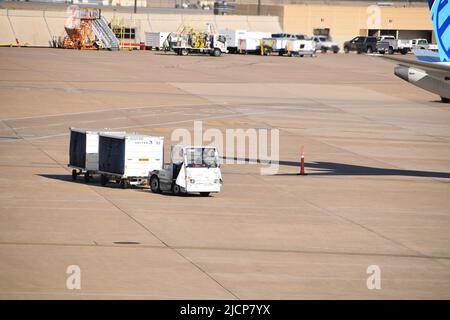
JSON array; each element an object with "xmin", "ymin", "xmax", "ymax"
[
  {"xmin": 344, "ymin": 36, "xmax": 377, "ymax": 54},
  {"xmin": 311, "ymin": 35, "xmax": 340, "ymax": 53},
  {"xmin": 376, "ymin": 35, "xmax": 398, "ymax": 54},
  {"xmin": 172, "ymin": 31, "xmax": 228, "ymax": 57},
  {"xmin": 398, "ymin": 38, "xmax": 438, "ymax": 54},
  {"xmin": 149, "ymin": 145, "xmax": 222, "ymax": 196}
]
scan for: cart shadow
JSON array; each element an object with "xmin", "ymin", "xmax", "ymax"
[
  {"xmin": 37, "ymin": 174, "xmax": 145, "ymax": 189},
  {"xmin": 37, "ymin": 174, "xmax": 215, "ymax": 196},
  {"xmin": 222, "ymin": 157, "xmax": 450, "ymax": 179}
]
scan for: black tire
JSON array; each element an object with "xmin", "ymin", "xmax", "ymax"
[
  {"xmin": 200, "ymin": 192, "xmax": 210, "ymax": 197},
  {"xmin": 212, "ymin": 48, "xmax": 221, "ymax": 57},
  {"xmin": 441, "ymin": 97, "xmax": 450, "ymax": 103},
  {"xmin": 378, "ymin": 50, "xmax": 385, "ymax": 55},
  {"xmin": 100, "ymin": 174, "xmax": 108, "ymax": 186},
  {"xmin": 71, "ymin": 169, "xmax": 77, "ymax": 181},
  {"xmin": 344, "ymin": 46, "xmax": 349, "ymax": 53},
  {"xmin": 400, "ymin": 49, "xmax": 408, "ymax": 55},
  {"xmin": 172, "ymin": 183, "xmax": 182, "ymax": 196},
  {"xmin": 84, "ymin": 171, "xmax": 90, "ymax": 183},
  {"xmin": 180, "ymin": 48, "xmax": 188, "ymax": 56},
  {"xmin": 120, "ymin": 180, "xmax": 130, "ymax": 189},
  {"xmin": 388, "ymin": 47, "xmax": 394, "ymax": 55},
  {"xmin": 321, "ymin": 47, "xmax": 327, "ymax": 53},
  {"xmin": 150, "ymin": 176, "xmax": 161, "ymax": 193},
  {"xmin": 333, "ymin": 48, "xmax": 339, "ymax": 54}
]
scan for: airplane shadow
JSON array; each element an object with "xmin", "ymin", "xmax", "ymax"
[{"xmin": 222, "ymin": 157, "xmax": 450, "ymax": 179}]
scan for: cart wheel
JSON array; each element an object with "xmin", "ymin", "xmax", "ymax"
[
  {"xmin": 100, "ymin": 174, "xmax": 108, "ymax": 186},
  {"xmin": 172, "ymin": 184, "xmax": 181, "ymax": 196},
  {"xmin": 200, "ymin": 192, "xmax": 210, "ymax": 197},
  {"xmin": 84, "ymin": 171, "xmax": 90, "ymax": 183},
  {"xmin": 120, "ymin": 180, "xmax": 130, "ymax": 189},
  {"xmin": 71, "ymin": 169, "xmax": 77, "ymax": 181},
  {"xmin": 181, "ymin": 48, "xmax": 188, "ymax": 56},
  {"xmin": 150, "ymin": 176, "xmax": 161, "ymax": 193}
]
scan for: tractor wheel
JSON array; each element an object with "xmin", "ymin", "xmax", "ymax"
[
  {"xmin": 172, "ymin": 184, "xmax": 182, "ymax": 196},
  {"xmin": 150, "ymin": 176, "xmax": 161, "ymax": 193}
]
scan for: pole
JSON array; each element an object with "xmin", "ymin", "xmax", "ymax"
[
  {"xmin": 134, "ymin": 0, "xmax": 137, "ymax": 14},
  {"xmin": 299, "ymin": 145, "xmax": 306, "ymax": 176},
  {"xmin": 257, "ymin": 0, "xmax": 261, "ymax": 16}
]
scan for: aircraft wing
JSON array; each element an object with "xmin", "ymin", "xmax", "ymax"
[{"xmin": 379, "ymin": 55, "xmax": 450, "ymax": 77}]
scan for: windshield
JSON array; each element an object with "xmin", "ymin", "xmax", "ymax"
[{"xmin": 185, "ymin": 148, "xmax": 219, "ymax": 168}]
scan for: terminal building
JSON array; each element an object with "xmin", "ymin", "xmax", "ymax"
[{"xmin": 0, "ymin": 0, "xmax": 434, "ymax": 48}]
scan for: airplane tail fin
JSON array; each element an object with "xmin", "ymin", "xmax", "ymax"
[{"xmin": 428, "ymin": 0, "xmax": 450, "ymax": 62}]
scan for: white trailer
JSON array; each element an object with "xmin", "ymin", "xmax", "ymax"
[
  {"xmin": 68, "ymin": 128, "xmax": 125, "ymax": 182},
  {"xmin": 262, "ymin": 36, "xmax": 316, "ymax": 57},
  {"xmin": 149, "ymin": 145, "xmax": 222, "ymax": 196},
  {"xmin": 145, "ymin": 32, "xmax": 171, "ymax": 50},
  {"xmin": 98, "ymin": 133, "xmax": 164, "ymax": 188},
  {"xmin": 237, "ymin": 31, "xmax": 271, "ymax": 54},
  {"xmin": 220, "ymin": 29, "xmax": 247, "ymax": 53}
]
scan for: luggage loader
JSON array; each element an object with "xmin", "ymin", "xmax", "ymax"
[{"xmin": 149, "ymin": 145, "xmax": 222, "ymax": 197}]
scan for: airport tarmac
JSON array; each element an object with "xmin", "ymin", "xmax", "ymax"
[{"xmin": 0, "ymin": 48, "xmax": 449, "ymax": 299}]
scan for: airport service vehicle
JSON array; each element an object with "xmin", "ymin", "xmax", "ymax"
[
  {"xmin": 172, "ymin": 32, "xmax": 228, "ymax": 57},
  {"xmin": 376, "ymin": 35, "xmax": 398, "ymax": 54},
  {"xmin": 343, "ymin": 36, "xmax": 377, "ymax": 54},
  {"xmin": 68, "ymin": 128, "xmax": 125, "ymax": 182},
  {"xmin": 149, "ymin": 145, "xmax": 222, "ymax": 196},
  {"xmin": 379, "ymin": 1, "xmax": 450, "ymax": 103},
  {"xmin": 262, "ymin": 33, "xmax": 315, "ymax": 57},
  {"xmin": 312, "ymin": 35, "xmax": 340, "ymax": 53},
  {"xmin": 98, "ymin": 133, "xmax": 164, "ymax": 188},
  {"xmin": 145, "ymin": 32, "xmax": 171, "ymax": 50}
]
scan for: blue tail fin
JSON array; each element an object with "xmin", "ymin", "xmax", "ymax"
[{"xmin": 428, "ymin": 0, "xmax": 450, "ymax": 62}]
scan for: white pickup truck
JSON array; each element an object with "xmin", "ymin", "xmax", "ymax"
[
  {"xmin": 376, "ymin": 35, "xmax": 398, "ymax": 54},
  {"xmin": 397, "ymin": 38, "xmax": 438, "ymax": 54}
]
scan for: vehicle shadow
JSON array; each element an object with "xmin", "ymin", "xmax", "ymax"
[
  {"xmin": 36, "ymin": 174, "xmax": 145, "ymax": 189},
  {"xmin": 37, "ymin": 174, "xmax": 214, "ymax": 196},
  {"xmin": 222, "ymin": 156, "xmax": 450, "ymax": 179}
]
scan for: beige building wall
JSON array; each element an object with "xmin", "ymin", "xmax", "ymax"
[
  {"xmin": 283, "ymin": 4, "xmax": 432, "ymax": 46},
  {"xmin": 0, "ymin": 9, "xmax": 16, "ymax": 45},
  {"xmin": 8, "ymin": 10, "xmax": 52, "ymax": 47}
]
